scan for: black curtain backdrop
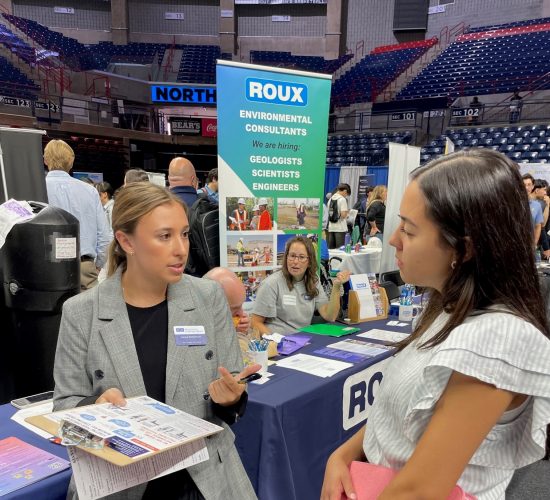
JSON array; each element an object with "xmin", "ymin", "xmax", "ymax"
[{"xmin": 0, "ymin": 128, "xmax": 47, "ymax": 203}]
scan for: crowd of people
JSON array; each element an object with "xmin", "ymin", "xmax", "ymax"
[
  {"xmin": 324, "ymin": 182, "xmax": 389, "ymax": 249},
  {"xmin": 42, "ymin": 138, "xmax": 550, "ymax": 499}
]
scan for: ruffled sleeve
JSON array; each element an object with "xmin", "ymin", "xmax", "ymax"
[{"xmin": 403, "ymin": 312, "xmax": 550, "ymax": 468}]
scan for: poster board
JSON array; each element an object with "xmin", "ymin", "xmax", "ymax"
[{"xmin": 216, "ymin": 61, "xmax": 331, "ymax": 303}]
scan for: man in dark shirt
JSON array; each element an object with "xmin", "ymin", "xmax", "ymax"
[
  {"xmin": 168, "ymin": 156, "xmax": 199, "ymax": 208},
  {"xmin": 509, "ymin": 90, "xmax": 523, "ymax": 123}
]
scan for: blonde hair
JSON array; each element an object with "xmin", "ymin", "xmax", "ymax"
[
  {"xmin": 43, "ymin": 139, "xmax": 75, "ymax": 172},
  {"xmin": 108, "ymin": 183, "xmax": 186, "ymax": 276},
  {"xmin": 367, "ymin": 185, "xmax": 387, "ymax": 207}
]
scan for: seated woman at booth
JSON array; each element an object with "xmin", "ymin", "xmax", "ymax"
[
  {"xmin": 251, "ymin": 236, "xmax": 351, "ymax": 334},
  {"xmin": 322, "ymin": 149, "xmax": 550, "ymax": 500},
  {"xmin": 53, "ymin": 183, "xmax": 258, "ymax": 500}
]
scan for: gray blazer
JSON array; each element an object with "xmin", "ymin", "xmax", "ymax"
[{"xmin": 53, "ymin": 267, "xmax": 257, "ymax": 500}]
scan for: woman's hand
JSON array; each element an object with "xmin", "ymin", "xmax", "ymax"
[
  {"xmin": 95, "ymin": 388, "xmax": 126, "ymax": 406},
  {"xmin": 334, "ymin": 270, "xmax": 352, "ymax": 286},
  {"xmin": 321, "ymin": 450, "xmax": 356, "ymax": 500},
  {"xmin": 208, "ymin": 363, "xmax": 261, "ymax": 406}
]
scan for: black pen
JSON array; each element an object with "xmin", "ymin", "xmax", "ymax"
[
  {"xmin": 202, "ymin": 372, "xmax": 263, "ymax": 400},
  {"xmin": 238, "ymin": 372, "xmax": 262, "ymax": 384}
]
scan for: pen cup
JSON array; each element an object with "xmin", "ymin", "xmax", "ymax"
[
  {"xmin": 398, "ymin": 304, "xmax": 414, "ymax": 322},
  {"xmin": 246, "ymin": 350, "xmax": 268, "ymax": 375}
]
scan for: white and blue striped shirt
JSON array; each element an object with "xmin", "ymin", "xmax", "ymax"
[{"xmin": 363, "ymin": 310, "xmax": 550, "ymax": 499}]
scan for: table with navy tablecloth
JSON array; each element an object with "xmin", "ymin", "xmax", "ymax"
[
  {"xmin": 0, "ymin": 318, "xmax": 404, "ymax": 500},
  {"xmin": 233, "ymin": 318, "xmax": 403, "ymax": 500}
]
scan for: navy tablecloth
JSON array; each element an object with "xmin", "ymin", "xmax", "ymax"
[
  {"xmin": 233, "ymin": 318, "xmax": 405, "ymax": 500},
  {"xmin": 0, "ymin": 403, "xmax": 70, "ymax": 500},
  {"xmin": 0, "ymin": 319, "xmax": 407, "ymax": 500}
]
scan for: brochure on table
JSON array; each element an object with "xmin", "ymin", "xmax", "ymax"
[
  {"xmin": 0, "ymin": 437, "xmax": 70, "ymax": 496},
  {"xmin": 349, "ymin": 274, "xmax": 377, "ymax": 318}
]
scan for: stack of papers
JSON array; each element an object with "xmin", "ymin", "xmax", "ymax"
[
  {"xmin": 349, "ymin": 274, "xmax": 377, "ymax": 318},
  {"xmin": 357, "ymin": 329, "xmax": 410, "ymax": 344},
  {"xmin": 315, "ymin": 339, "xmax": 390, "ymax": 363},
  {"xmin": 275, "ymin": 353, "xmax": 353, "ymax": 377},
  {"xmin": 26, "ymin": 396, "xmax": 224, "ymax": 500},
  {"xmin": 11, "ymin": 401, "xmax": 54, "ymax": 439}
]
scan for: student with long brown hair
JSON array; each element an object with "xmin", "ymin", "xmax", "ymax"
[
  {"xmin": 251, "ymin": 236, "xmax": 350, "ymax": 334},
  {"xmin": 322, "ymin": 149, "xmax": 550, "ymax": 500}
]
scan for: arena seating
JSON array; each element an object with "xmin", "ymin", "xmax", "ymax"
[
  {"xmin": 250, "ymin": 51, "xmax": 352, "ymax": 74},
  {"xmin": 2, "ymin": 13, "xmax": 102, "ymax": 70},
  {"xmin": 325, "ymin": 130, "xmax": 413, "ymax": 165},
  {"xmin": 176, "ymin": 45, "xmax": 221, "ymax": 84},
  {"xmin": 420, "ymin": 124, "xmax": 550, "ymax": 164},
  {"xmin": 91, "ymin": 42, "xmax": 167, "ymax": 66},
  {"xmin": 57, "ymin": 135, "xmax": 128, "ymax": 171},
  {"xmin": 1, "ymin": 14, "xmax": 228, "ymax": 84},
  {"xmin": 397, "ymin": 19, "xmax": 550, "ymax": 100},
  {"xmin": 465, "ymin": 17, "xmax": 550, "ymax": 34},
  {"xmin": 331, "ymin": 39, "xmax": 437, "ymax": 107},
  {"xmin": 0, "ymin": 53, "xmax": 40, "ymax": 99},
  {"xmin": 0, "ymin": 22, "xmax": 38, "ymax": 65}
]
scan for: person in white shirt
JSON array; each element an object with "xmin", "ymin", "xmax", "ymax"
[
  {"xmin": 327, "ymin": 183, "xmax": 351, "ymax": 249},
  {"xmin": 322, "ymin": 149, "xmax": 550, "ymax": 500},
  {"xmin": 96, "ymin": 181, "xmax": 114, "ymax": 232}
]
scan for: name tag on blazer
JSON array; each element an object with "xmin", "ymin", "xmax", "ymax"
[{"xmin": 174, "ymin": 326, "xmax": 207, "ymax": 346}]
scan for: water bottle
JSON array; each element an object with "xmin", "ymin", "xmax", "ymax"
[
  {"xmin": 368, "ymin": 274, "xmax": 384, "ymax": 316},
  {"xmin": 344, "ymin": 233, "xmax": 351, "ymax": 254},
  {"xmin": 398, "ymin": 285, "xmax": 414, "ymax": 322},
  {"xmin": 536, "ymin": 249, "xmax": 542, "ymax": 265}
]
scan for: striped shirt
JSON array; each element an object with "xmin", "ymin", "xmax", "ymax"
[{"xmin": 363, "ymin": 310, "xmax": 550, "ymax": 499}]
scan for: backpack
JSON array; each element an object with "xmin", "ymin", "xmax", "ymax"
[
  {"xmin": 197, "ymin": 186, "xmax": 218, "ymax": 205},
  {"xmin": 328, "ymin": 197, "xmax": 340, "ymax": 223},
  {"xmin": 185, "ymin": 197, "xmax": 219, "ymax": 277}
]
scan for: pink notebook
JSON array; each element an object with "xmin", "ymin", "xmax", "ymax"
[{"xmin": 345, "ymin": 461, "xmax": 476, "ymax": 499}]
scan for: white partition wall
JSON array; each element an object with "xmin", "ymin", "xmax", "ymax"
[{"xmin": 379, "ymin": 142, "xmax": 420, "ymax": 275}]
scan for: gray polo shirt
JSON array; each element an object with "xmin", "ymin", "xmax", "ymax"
[{"xmin": 253, "ymin": 271, "xmax": 329, "ymax": 334}]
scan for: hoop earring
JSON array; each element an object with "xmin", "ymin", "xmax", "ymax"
[{"xmin": 451, "ymin": 260, "xmax": 457, "ymax": 270}]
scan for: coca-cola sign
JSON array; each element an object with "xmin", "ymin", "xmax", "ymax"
[{"xmin": 202, "ymin": 118, "xmax": 217, "ymax": 137}]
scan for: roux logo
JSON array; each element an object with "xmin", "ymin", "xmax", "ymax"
[
  {"xmin": 246, "ymin": 78, "xmax": 307, "ymax": 106},
  {"xmin": 342, "ymin": 358, "xmax": 391, "ymax": 430}
]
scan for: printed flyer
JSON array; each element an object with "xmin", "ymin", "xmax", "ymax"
[{"xmin": 216, "ymin": 61, "xmax": 331, "ymax": 304}]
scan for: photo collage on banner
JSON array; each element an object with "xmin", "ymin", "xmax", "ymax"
[{"xmin": 216, "ymin": 61, "xmax": 332, "ymax": 306}]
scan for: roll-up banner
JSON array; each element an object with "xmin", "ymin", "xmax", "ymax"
[{"xmin": 216, "ymin": 60, "xmax": 331, "ymax": 301}]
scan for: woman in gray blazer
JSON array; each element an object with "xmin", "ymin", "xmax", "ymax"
[{"xmin": 53, "ymin": 183, "xmax": 259, "ymax": 500}]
